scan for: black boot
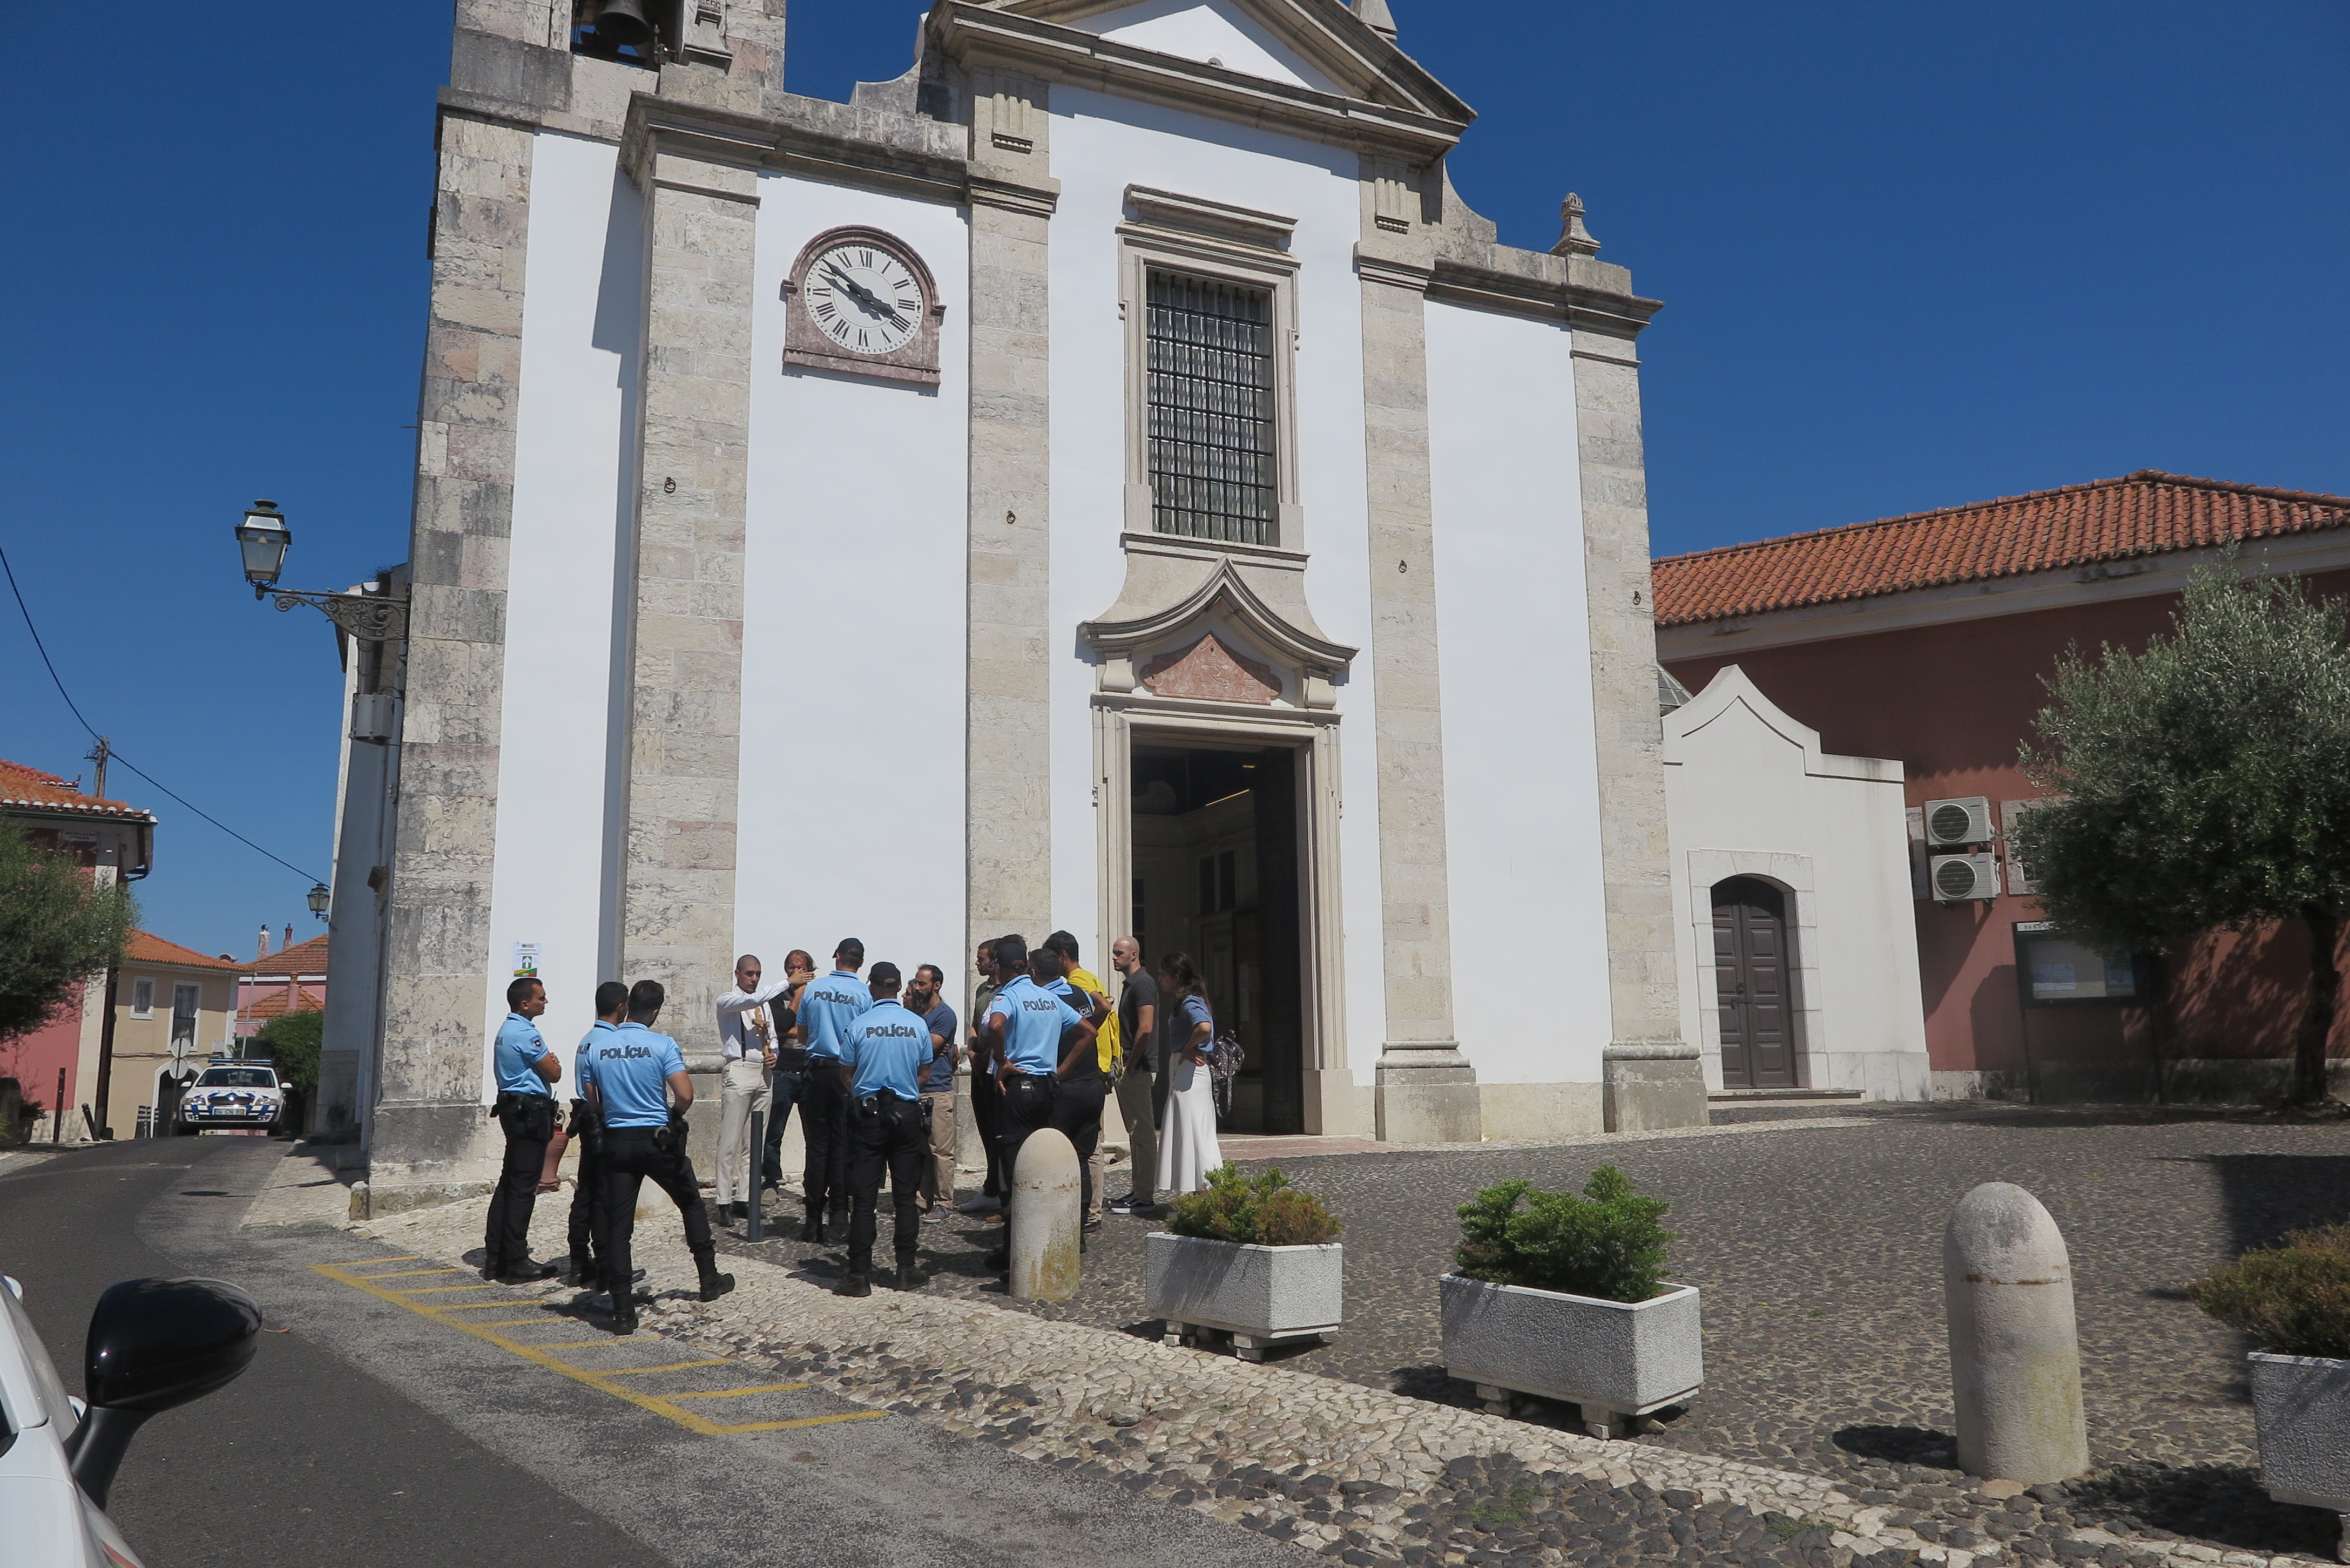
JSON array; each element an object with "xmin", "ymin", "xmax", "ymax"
[
  {"xmin": 694, "ymin": 1248, "xmax": 737, "ymax": 1303},
  {"xmin": 896, "ymin": 1252, "xmax": 928, "ymax": 1289},
  {"xmin": 610, "ymin": 1297, "xmax": 638, "ymax": 1335},
  {"xmin": 566, "ymin": 1253, "xmax": 597, "ymax": 1286},
  {"xmin": 800, "ymin": 1206, "xmax": 825, "ymax": 1245},
  {"xmin": 834, "ymin": 1253, "xmax": 873, "ymax": 1298},
  {"xmin": 829, "ymin": 1202, "xmax": 851, "ymax": 1234}
]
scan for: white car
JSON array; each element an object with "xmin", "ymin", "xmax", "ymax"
[
  {"xmin": 173, "ymin": 1063, "xmax": 284, "ymax": 1135},
  {"xmin": 0, "ymin": 1273, "xmax": 259, "ymax": 1567}
]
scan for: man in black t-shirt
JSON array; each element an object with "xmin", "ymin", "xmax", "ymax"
[{"xmin": 1106, "ymin": 936, "xmax": 1159, "ymax": 1215}]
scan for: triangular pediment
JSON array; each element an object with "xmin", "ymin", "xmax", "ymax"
[{"xmin": 980, "ymin": 0, "xmax": 1471, "ymax": 122}]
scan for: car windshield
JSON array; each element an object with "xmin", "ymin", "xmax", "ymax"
[{"xmin": 197, "ymin": 1069, "xmax": 275, "ymax": 1088}]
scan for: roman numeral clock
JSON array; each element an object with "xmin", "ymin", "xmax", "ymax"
[{"xmin": 782, "ymin": 227, "xmax": 947, "ymax": 388}]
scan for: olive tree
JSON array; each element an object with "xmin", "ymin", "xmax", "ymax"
[
  {"xmin": 2013, "ymin": 564, "xmax": 2350, "ymax": 1107},
  {"xmin": 0, "ymin": 817, "xmax": 137, "ymax": 1044}
]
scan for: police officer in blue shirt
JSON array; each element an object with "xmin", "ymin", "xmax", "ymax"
[
  {"xmin": 582, "ymin": 980, "xmax": 735, "ymax": 1336},
  {"xmin": 486, "ymin": 976, "xmax": 563, "ymax": 1283},
  {"xmin": 563, "ymin": 982, "xmax": 629, "ymax": 1287},
  {"xmin": 832, "ymin": 962, "xmax": 934, "ymax": 1297},
  {"xmin": 791, "ymin": 940, "xmax": 872, "ymax": 1243},
  {"xmin": 982, "ymin": 935, "xmax": 1095, "ymax": 1276}
]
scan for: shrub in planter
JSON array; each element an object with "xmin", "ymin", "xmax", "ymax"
[
  {"xmin": 1152, "ymin": 1165, "xmax": 1343, "ymax": 1359},
  {"xmin": 1167, "ymin": 1164, "xmax": 1343, "ymax": 1247},
  {"xmin": 2192, "ymin": 1225, "xmax": 2350, "ymax": 1533},
  {"xmin": 1441, "ymin": 1166, "xmax": 1700, "ymax": 1436},
  {"xmin": 1454, "ymin": 1166, "xmax": 1673, "ymax": 1303}
]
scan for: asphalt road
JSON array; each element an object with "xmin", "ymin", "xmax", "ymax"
[{"xmin": 0, "ymin": 1138, "xmax": 1302, "ymax": 1568}]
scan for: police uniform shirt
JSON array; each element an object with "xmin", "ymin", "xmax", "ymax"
[
  {"xmin": 842, "ymin": 1001, "xmax": 930, "ymax": 1101},
  {"xmin": 589, "ymin": 1022, "xmax": 687, "ymax": 1130},
  {"xmin": 987, "ymin": 975, "xmax": 1083, "ymax": 1078},
  {"xmin": 494, "ymin": 1013, "xmax": 553, "ymax": 1098},
  {"xmin": 575, "ymin": 1020, "xmax": 618, "ymax": 1091},
  {"xmin": 799, "ymin": 971, "xmax": 874, "ymax": 1063}
]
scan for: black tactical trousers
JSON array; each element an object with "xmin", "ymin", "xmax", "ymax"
[
  {"xmin": 995, "ymin": 1073, "xmax": 1057, "ymax": 1270},
  {"xmin": 846, "ymin": 1094, "xmax": 928, "ymax": 1273},
  {"xmin": 800, "ymin": 1066, "xmax": 851, "ymax": 1219},
  {"xmin": 485, "ymin": 1094, "xmax": 555, "ymax": 1274},
  {"xmin": 595, "ymin": 1127, "xmax": 713, "ymax": 1296},
  {"xmin": 566, "ymin": 1114, "xmax": 605, "ymax": 1267},
  {"xmin": 1049, "ymin": 1078, "xmax": 1106, "ymax": 1219}
]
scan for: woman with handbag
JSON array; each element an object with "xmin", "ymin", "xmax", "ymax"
[{"xmin": 1153, "ymin": 951, "xmax": 1223, "ymax": 1198}]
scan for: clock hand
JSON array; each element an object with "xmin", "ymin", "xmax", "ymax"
[{"xmin": 823, "ymin": 263, "xmax": 911, "ymax": 332}]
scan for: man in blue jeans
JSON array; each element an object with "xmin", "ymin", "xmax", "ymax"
[{"xmin": 760, "ymin": 951, "xmax": 816, "ymax": 1198}]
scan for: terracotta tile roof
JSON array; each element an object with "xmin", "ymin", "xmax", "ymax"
[
  {"xmin": 1652, "ymin": 471, "xmax": 2350, "ymax": 629},
  {"xmin": 242, "ymin": 983, "xmax": 322, "ymax": 1020},
  {"xmin": 125, "ymin": 930, "xmax": 247, "ymax": 972},
  {"xmin": 0, "ymin": 760, "xmax": 155, "ymax": 822},
  {"xmin": 248, "ymin": 934, "xmax": 329, "ymax": 976}
]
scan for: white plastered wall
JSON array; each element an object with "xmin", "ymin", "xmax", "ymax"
[
  {"xmin": 479, "ymin": 132, "xmax": 644, "ymax": 1083},
  {"xmin": 1425, "ymin": 298, "xmax": 1612, "ymax": 1136},
  {"xmin": 739, "ymin": 175, "xmax": 971, "ymax": 979},
  {"xmin": 1045, "ymin": 85, "xmax": 1385, "ymax": 1082},
  {"xmin": 1663, "ymin": 666, "xmax": 1929, "ymax": 1100},
  {"xmin": 1081, "ymin": 0, "xmax": 1343, "ymax": 93}
]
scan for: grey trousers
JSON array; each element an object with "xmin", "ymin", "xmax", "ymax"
[{"xmin": 1115, "ymin": 1069, "xmax": 1158, "ymax": 1206}]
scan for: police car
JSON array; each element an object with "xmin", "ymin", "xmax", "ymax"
[
  {"xmin": 1, "ymin": 1272, "xmax": 259, "ymax": 1567},
  {"xmin": 172, "ymin": 1061, "xmax": 285, "ymax": 1136}
]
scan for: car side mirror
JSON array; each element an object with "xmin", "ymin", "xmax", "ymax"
[{"xmin": 65, "ymin": 1278, "xmax": 261, "ymax": 1509}]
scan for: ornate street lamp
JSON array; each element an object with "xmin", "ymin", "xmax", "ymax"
[
  {"xmin": 231, "ymin": 499, "xmax": 408, "ymax": 643},
  {"xmin": 306, "ymin": 883, "xmax": 330, "ymax": 923}
]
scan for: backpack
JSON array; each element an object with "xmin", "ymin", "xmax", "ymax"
[{"xmin": 1207, "ymin": 1026, "xmax": 1247, "ymax": 1117}]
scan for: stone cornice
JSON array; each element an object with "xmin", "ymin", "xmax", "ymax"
[
  {"xmin": 1424, "ymin": 256, "xmax": 1665, "ymax": 336},
  {"xmin": 934, "ymin": 3, "xmax": 1469, "ymax": 160},
  {"xmin": 618, "ymin": 93, "xmax": 973, "ymax": 207}
]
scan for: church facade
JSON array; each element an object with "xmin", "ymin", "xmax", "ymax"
[{"xmin": 351, "ymin": 0, "xmax": 1701, "ymax": 1193}]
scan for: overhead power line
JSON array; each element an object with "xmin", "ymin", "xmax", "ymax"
[{"xmin": 0, "ymin": 543, "xmax": 327, "ymax": 886}]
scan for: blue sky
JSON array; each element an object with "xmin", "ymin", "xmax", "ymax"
[{"xmin": 2, "ymin": 0, "xmax": 2343, "ymax": 959}]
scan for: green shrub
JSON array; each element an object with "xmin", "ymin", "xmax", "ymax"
[
  {"xmin": 1167, "ymin": 1164, "xmax": 1343, "ymax": 1247},
  {"xmin": 1454, "ymin": 1166, "xmax": 1674, "ymax": 1304},
  {"xmin": 2189, "ymin": 1224, "xmax": 2350, "ymax": 1360}
]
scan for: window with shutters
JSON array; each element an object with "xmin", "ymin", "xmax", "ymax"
[{"xmin": 1146, "ymin": 273, "xmax": 1279, "ymax": 545}]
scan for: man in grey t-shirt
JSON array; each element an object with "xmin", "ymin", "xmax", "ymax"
[{"xmin": 1106, "ymin": 936, "xmax": 1160, "ymax": 1215}]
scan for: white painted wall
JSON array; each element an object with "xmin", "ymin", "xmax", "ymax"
[
  {"xmin": 1082, "ymin": 0, "xmax": 1341, "ymax": 94},
  {"xmin": 1044, "ymin": 85, "xmax": 1385, "ymax": 1067},
  {"xmin": 739, "ymin": 176, "xmax": 970, "ymax": 982},
  {"xmin": 1663, "ymin": 666, "xmax": 1930, "ymax": 1100},
  {"xmin": 1424, "ymin": 299, "xmax": 1612, "ymax": 1089},
  {"xmin": 478, "ymin": 132, "xmax": 644, "ymax": 1085}
]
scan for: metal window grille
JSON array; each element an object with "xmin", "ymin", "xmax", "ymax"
[{"xmin": 1147, "ymin": 273, "xmax": 1277, "ymax": 544}]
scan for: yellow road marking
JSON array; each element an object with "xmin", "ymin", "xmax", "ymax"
[
  {"xmin": 599, "ymin": 1360, "xmax": 728, "ymax": 1377},
  {"xmin": 402, "ymin": 1284, "xmax": 504, "ymax": 1295},
  {"xmin": 663, "ymin": 1382, "xmax": 811, "ymax": 1401},
  {"xmin": 473, "ymin": 1320, "xmax": 559, "ymax": 1329},
  {"xmin": 310, "ymin": 1261, "xmax": 887, "ymax": 1439},
  {"xmin": 535, "ymin": 1339, "xmax": 621, "ymax": 1350},
  {"xmin": 357, "ymin": 1268, "xmax": 465, "ymax": 1281}
]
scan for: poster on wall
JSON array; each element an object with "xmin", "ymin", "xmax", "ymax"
[{"xmin": 511, "ymin": 943, "xmax": 541, "ymax": 979}]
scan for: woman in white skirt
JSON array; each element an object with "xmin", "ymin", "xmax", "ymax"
[{"xmin": 1154, "ymin": 952, "xmax": 1223, "ymax": 1198}]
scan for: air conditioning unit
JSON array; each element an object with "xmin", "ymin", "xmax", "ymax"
[
  {"xmin": 1923, "ymin": 796, "xmax": 1995, "ymax": 848},
  {"xmin": 1931, "ymin": 853, "xmax": 2000, "ymax": 903},
  {"xmin": 349, "ymin": 693, "xmax": 397, "ymax": 743}
]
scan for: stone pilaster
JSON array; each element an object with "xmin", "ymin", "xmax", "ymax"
[
  {"xmin": 373, "ymin": 109, "xmax": 536, "ymax": 1186},
  {"xmin": 1358, "ymin": 191, "xmax": 1478, "ymax": 1146},
  {"xmin": 1572, "ymin": 306, "xmax": 1705, "ymax": 1131},
  {"xmin": 965, "ymin": 70, "xmax": 1058, "ymax": 951},
  {"xmin": 617, "ymin": 146, "xmax": 760, "ymax": 1069}
]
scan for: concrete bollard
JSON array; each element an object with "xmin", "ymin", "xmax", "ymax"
[
  {"xmin": 1945, "ymin": 1181, "xmax": 2090, "ymax": 1484},
  {"xmin": 1011, "ymin": 1127, "xmax": 1082, "ymax": 1302}
]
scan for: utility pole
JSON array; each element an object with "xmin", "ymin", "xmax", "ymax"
[{"xmin": 84, "ymin": 736, "xmax": 111, "ymax": 799}]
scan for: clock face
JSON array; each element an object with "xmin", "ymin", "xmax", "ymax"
[{"xmin": 802, "ymin": 242, "xmax": 925, "ymax": 357}]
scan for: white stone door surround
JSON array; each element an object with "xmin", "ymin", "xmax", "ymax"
[{"xmin": 1685, "ymin": 849, "xmax": 1821, "ymax": 1092}]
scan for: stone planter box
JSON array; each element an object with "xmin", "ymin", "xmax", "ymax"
[
  {"xmin": 1145, "ymin": 1233, "xmax": 1342, "ymax": 1362},
  {"xmin": 2251, "ymin": 1351, "xmax": 2350, "ymax": 1545},
  {"xmin": 1440, "ymin": 1273, "xmax": 1703, "ymax": 1439}
]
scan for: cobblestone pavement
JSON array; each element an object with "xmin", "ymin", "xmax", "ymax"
[{"xmin": 707, "ymin": 1104, "xmax": 2350, "ymax": 1565}]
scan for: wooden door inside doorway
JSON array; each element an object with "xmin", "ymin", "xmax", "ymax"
[{"xmin": 1713, "ymin": 877, "xmax": 1796, "ymax": 1089}]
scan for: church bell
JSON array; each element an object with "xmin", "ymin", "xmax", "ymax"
[{"xmin": 583, "ymin": 0, "xmax": 654, "ymax": 48}]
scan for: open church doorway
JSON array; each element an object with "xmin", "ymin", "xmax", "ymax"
[{"xmin": 1129, "ymin": 741, "xmax": 1306, "ymax": 1134}]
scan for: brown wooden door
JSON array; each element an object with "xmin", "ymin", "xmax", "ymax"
[{"xmin": 1713, "ymin": 877, "xmax": 1795, "ymax": 1089}]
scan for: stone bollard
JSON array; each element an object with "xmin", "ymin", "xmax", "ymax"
[
  {"xmin": 1011, "ymin": 1127, "xmax": 1082, "ymax": 1302},
  {"xmin": 1945, "ymin": 1181, "xmax": 2090, "ymax": 1484}
]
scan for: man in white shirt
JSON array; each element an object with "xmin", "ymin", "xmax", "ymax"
[{"xmin": 714, "ymin": 954, "xmax": 794, "ymax": 1222}]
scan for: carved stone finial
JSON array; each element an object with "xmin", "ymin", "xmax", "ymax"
[
  {"xmin": 1354, "ymin": 0, "xmax": 1398, "ymax": 42},
  {"xmin": 1552, "ymin": 193, "xmax": 1601, "ymax": 258}
]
